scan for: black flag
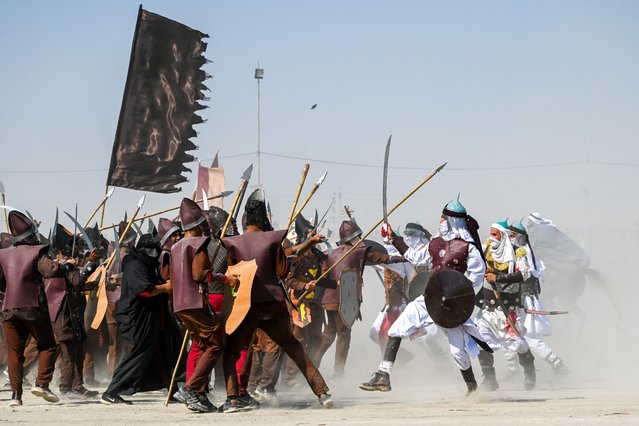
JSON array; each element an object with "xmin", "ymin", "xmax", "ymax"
[{"xmin": 107, "ymin": 6, "xmax": 209, "ymax": 193}]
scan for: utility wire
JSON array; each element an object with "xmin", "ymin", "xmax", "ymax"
[{"xmin": 0, "ymin": 151, "xmax": 637, "ymax": 174}]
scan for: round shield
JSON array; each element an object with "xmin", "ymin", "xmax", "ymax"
[
  {"xmin": 424, "ymin": 269, "xmax": 475, "ymax": 328},
  {"xmin": 408, "ymin": 271, "xmax": 431, "ymax": 301},
  {"xmin": 363, "ymin": 239, "xmax": 387, "ymax": 255}
]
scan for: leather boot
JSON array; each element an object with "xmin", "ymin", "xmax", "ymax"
[
  {"xmin": 359, "ymin": 371, "xmax": 391, "ymax": 392},
  {"xmin": 460, "ymin": 367, "xmax": 478, "ymax": 394},
  {"xmin": 478, "ymin": 350, "xmax": 499, "ymax": 391},
  {"xmin": 518, "ymin": 350, "xmax": 536, "ymax": 390}
]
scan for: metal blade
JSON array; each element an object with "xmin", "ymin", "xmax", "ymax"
[
  {"xmin": 316, "ymin": 172, "xmax": 328, "ymax": 186},
  {"xmin": 106, "ymin": 187, "xmax": 115, "ymax": 198},
  {"xmin": 311, "ymin": 200, "xmax": 334, "ymax": 234},
  {"xmin": 0, "ymin": 181, "xmax": 5, "ymax": 194},
  {"xmin": 137, "ymin": 195, "xmax": 146, "ymax": 209},
  {"xmin": 242, "ymin": 164, "xmax": 254, "ymax": 182},
  {"xmin": 113, "ymin": 227, "xmax": 121, "ymax": 270},
  {"xmin": 382, "ymin": 135, "xmax": 391, "ymax": 223},
  {"xmin": 131, "ymin": 221, "xmax": 144, "ymax": 237},
  {"xmin": 71, "ymin": 204, "xmax": 78, "ymax": 256},
  {"xmin": 51, "ymin": 208, "xmax": 59, "ymax": 249},
  {"xmin": 435, "ymin": 162, "xmax": 448, "ymax": 173},
  {"xmin": 63, "ymin": 210, "xmax": 95, "ymax": 251},
  {"xmin": 217, "ymin": 190, "xmax": 234, "ymax": 198},
  {"xmin": 201, "ymin": 189, "xmax": 210, "ymax": 210}
]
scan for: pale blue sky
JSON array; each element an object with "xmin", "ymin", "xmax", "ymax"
[{"xmin": 1, "ymin": 1, "xmax": 638, "ymax": 240}]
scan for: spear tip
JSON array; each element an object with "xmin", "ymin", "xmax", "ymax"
[
  {"xmin": 242, "ymin": 164, "xmax": 254, "ymax": 181},
  {"xmin": 435, "ymin": 162, "xmax": 448, "ymax": 173}
]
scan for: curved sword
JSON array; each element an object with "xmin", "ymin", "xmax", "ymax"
[{"xmin": 63, "ymin": 210, "xmax": 95, "ymax": 252}]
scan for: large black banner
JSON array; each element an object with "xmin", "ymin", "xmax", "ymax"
[{"xmin": 107, "ymin": 7, "xmax": 209, "ymax": 193}]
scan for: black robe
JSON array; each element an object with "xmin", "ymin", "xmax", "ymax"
[{"xmin": 105, "ymin": 249, "xmax": 185, "ymax": 396}]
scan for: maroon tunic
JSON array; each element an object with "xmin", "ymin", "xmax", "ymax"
[
  {"xmin": 0, "ymin": 244, "xmax": 49, "ymax": 310},
  {"xmin": 171, "ymin": 236, "xmax": 210, "ymax": 313},
  {"xmin": 428, "ymin": 237, "xmax": 469, "ymax": 274},
  {"xmin": 222, "ymin": 230, "xmax": 288, "ymax": 303},
  {"xmin": 44, "ymin": 277, "xmax": 67, "ymax": 322},
  {"xmin": 321, "ymin": 245, "xmax": 369, "ymax": 306}
]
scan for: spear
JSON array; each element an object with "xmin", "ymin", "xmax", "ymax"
[
  {"xmin": 289, "ymin": 171, "xmax": 328, "ymax": 226},
  {"xmin": 90, "ymin": 195, "xmax": 146, "ymax": 330},
  {"xmin": 165, "ymin": 164, "xmax": 253, "ymax": 407},
  {"xmin": 0, "ymin": 182, "xmax": 7, "ymax": 232},
  {"xmin": 98, "ymin": 191, "xmax": 233, "ymax": 231},
  {"xmin": 297, "ymin": 162, "xmax": 447, "ymax": 301},
  {"xmin": 84, "ymin": 187, "xmax": 115, "ymax": 228},
  {"xmin": 286, "ymin": 163, "xmax": 310, "ymax": 230}
]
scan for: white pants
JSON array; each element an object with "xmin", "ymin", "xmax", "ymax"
[
  {"xmin": 388, "ymin": 296, "xmax": 480, "ymax": 370},
  {"xmin": 475, "ymin": 308, "xmax": 529, "ymax": 354}
]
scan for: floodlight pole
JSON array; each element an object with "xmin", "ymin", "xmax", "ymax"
[{"xmin": 255, "ymin": 64, "xmax": 264, "ymax": 185}]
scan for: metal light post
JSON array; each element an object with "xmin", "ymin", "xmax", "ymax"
[{"xmin": 255, "ymin": 65, "xmax": 264, "ymax": 185}]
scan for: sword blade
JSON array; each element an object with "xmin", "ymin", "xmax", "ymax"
[{"xmin": 382, "ymin": 135, "xmax": 391, "ymax": 223}]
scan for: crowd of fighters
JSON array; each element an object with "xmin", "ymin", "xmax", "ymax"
[{"xmin": 0, "ymin": 191, "xmax": 568, "ymax": 412}]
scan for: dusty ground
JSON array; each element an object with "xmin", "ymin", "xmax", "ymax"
[{"xmin": 2, "ymin": 373, "xmax": 638, "ymax": 425}]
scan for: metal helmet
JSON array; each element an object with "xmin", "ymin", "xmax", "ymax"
[
  {"xmin": 8, "ymin": 210, "xmax": 38, "ymax": 244},
  {"xmin": 51, "ymin": 223, "xmax": 74, "ymax": 256},
  {"xmin": 294, "ymin": 213, "xmax": 313, "ymax": 243},
  {"xmin": 244, "ymin": 188, "xmax": 273, "ymax": 231},
  {"xmin": 158, "ymin": 218, "xmax": 181, "ymax": 248},
  {"xmin": 337, "ymin": 220, "xmax": 362, "ymax": 245},
  {"xmin": 179, "ymin": 198, "xmax": 206, "ymax": 231},
  {"xmin": 206, "ymin": 206, "xmax": 235, "ymax": 237}
]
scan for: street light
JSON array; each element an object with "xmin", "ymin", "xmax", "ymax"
[{"xmin": 255, "ymin": 65, "xmax": 264, "ymax": 184}]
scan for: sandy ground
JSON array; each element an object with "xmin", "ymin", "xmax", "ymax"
[{"xmin": 2, "ymin": 372, "xmax": 638, "ymax": 425}]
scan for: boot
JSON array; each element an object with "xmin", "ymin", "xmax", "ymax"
[
  {"xmin": 478, "ymin": 350, "xmax": 499, "ymax": 391},
  {"xmin": 460, "ymin": 367, "xmax": 478, "ymax": 394},
  {"xmin": 359, "ymin": 371, "xmax": 391, "ymax": 392},
  {"xmin": 518, "ymin": 350, "xmax": 536, "ymax": 390}
]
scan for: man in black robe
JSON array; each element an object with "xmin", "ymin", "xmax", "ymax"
[{"xmin": 101, "ymin": 231, "xmax": 184, "ymax": 404}]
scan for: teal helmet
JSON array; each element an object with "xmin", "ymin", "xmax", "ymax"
[{"xmin": 442, "ymin": 193, "xmax": 466, "ymax": 217}]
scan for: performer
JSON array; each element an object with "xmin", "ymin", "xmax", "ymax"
[
  {"xmin": 281, "ymin": 213, "xmax": 327, "ymax": 389},
  {"xmin": 0, "ymin": 209, "xmax": 71, "ymax": 406},
  {"xmin": 46, "ymin": 224, "xmax": 98, "ymax": 399},
  {"xmin": 312, "ymin": 218, "xmax": 404, "ymax": 380},
  {"xmin": 503, "ymin": 220, "xmax": 567, "ymax": 374},
  {"xmin": 221, "ymin": 189, "xmax": 333, "ymax": 412},
  {"xmin": 360, "ymin": 198, "xmax": 486, "ymax": 394},
  {"xmin": 475, "ymin": 220, "xmax": 537, "ymax": 390},
  {"xmin": 368, "ymin": 223, "xmax": 427, "ymax": 353},
  {"xmin": 104, "ymin": 221, "xmax": 137, "ymax": 378},
  {"xmin": 101, "ymin": 230, "xmax": 182, "ymax": 404},
  {"xmin": 170, "ymin": 199, "xmax": 235, "ymax": 413}
]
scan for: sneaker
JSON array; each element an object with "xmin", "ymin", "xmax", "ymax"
[
  {"xmin": 198, "ymin": 393, "xmax": 217, "ymax": 412},
  {"xmin": 318, "ymin": 393, "xmax": 333, "ymax": 408},
  {"xmin": 359, "ymin": 371, "xmax": 391, "ymax": 392},
  {"xmin": 172, "ymin": 385, "xmax": 188, "ymax": 404},
  {"xmin": 253, "ymin": 386, "xmax": 276, "ymax": 403},
  {"xmin": 101, "ymin": 392, "xmax": 132, "ymax": 405},
  {"xmin": 77, "ymin": 387, "xmax": 99, "ymax": 398},
  {"xmin": 236, "ymin": 394, "xmax": 259, "ymax": 410},
  {"xmin": 9, "ymin": 392, "xmax": 22, "ymax": 407},
  {"xmin": 84, "ymin": 378, "xmax": 103, "ymax": 388},
  {"xmin": 184, "ymin": 389, "xmax": 211, "ymax": 413},
  {"xmin": 31, "ymin": 385, "xmax": 59, "ymax": 403},
  {"xmin": 60, "ymin": 390, "xmax": 85, "ymax": 400},
  {"xmin": 217, "ymin": 398, "xmax": 239, "ymax": 413}
]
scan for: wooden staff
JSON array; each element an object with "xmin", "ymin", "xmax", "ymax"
[
  {"xmin": 90, "ymin": 195, "xmax": 146, "ymax": 330},
  {"xmin": 289, "ymin": 171, "xmax": 327, "ymax": 227},
  {"xmin": 286, "ymin": 163, "xmax": 310, "ymax": 231},
  {"xmin": 164, "ymin": 165, "xmax": 252, "ymax": 407},
  {"xmin": 297, "ymin": 162, "xmax": 447, "ymax": 301},
  {"xmin": 99, "ymin": 191, "xmax": 233, "ymax": 231},
  {"xmin": 84, "ymin": 187, "xmax": 115, "ymax": 228}
]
